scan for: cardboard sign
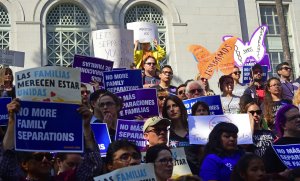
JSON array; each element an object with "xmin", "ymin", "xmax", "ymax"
[
  {"xmin": 188, "ymin": 114, "xmax": 253, "ymax": 145},
  {"xmin": 127, "ymin": 22, "xmax": 158, "ymax": 43},
  {"xmin": 0, "ymin": 49, "xmax": 25, "ymax": 67},
  {"xmin": 15, "ymin": 66, "xmax": 81, "ymax": 104},
  {"xmin": 91, "ymin": 123, "xmax": 111, "ymax": 157},
  {"xmin": 116, "ymin": 89, "xmax": 159, "ymax": 120},
  {"xmin": 0, "ymin": 97, "xmax": 11, "ymax": 125},
  {"xmin": 73, "ymin": 54, "xmax": 113, "ymax": 87},
  {"xmin": 183, "ymin": 95, "xmax": 223, "ymax": 115},
  {"xmin": 93, "ymin": 163, "xmax": 157, "ymax": 181},
  {"xmin": 92, "ymin": 29, "xmax": 134, "ymax": 69},
  {"xmin": 243, "ymin": 65, "xmax": 268, "ymax": 84},
  {"xmin": 15, "ymin": 101, "xmax": 83, "ymax": 152},
  {"xmin": 103, "ymin": 69, "xmax": 143, "ymax": 93},
  {"xmin": 171, "ymin": 148, "xmax": 192, "ymax": 179},
  {"xmin": 115, "ymin": 119, "xmax": 146, "ymax": 151},
  {"xmin": 273, "ymin": 144, "xmax": 300, "ymax": 169}
]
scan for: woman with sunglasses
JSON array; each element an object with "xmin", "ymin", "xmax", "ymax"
[
  {"xmin": 261, "ymin": 77, "xmax": 292, "ymax": 133},
  {"xmin": 146, "ymin": 144, "xmax": 173, "ymax": 181},
  {"xmin": 195, "ymin": 73, "xmax": 215, "ymax": 96},
  {"xmin": 231, "ymin": 66, "xmax": 246, "ymax": 97},
  {"xmin": 162, "ymin": 96, "xmax": 201, "ymax": 175},
  {"xmin": 219, "ymin": 75, "xmax": 240, "ymax": 114},
  {"xmin": 242, "ymin": 101, "xmax": 275, "ymax": 157}
]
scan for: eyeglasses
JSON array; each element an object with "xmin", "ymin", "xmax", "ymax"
[
  {"xmin": 233, "ymin": 71, "xmax": 241, "ymax": 75},
  {"xmin": 98, "ymin": 101, "xmax": 115, "ymax": 108},
  {"xmin": 31, "ymin": 153, "xmax": 53, "ymax": 161},
  {"xmin": 162, "ymin": 71, "xmax": 173, "ymax": 76},
  {"xmin": 147, "ymin": 127, "xmax": 169, "ymax": 135},
  {"xmin": 189, "ymin": 88, "xmax": 203, "ymax": 94},
  {"xmin": 269, "ymin": 83, "xmax": 282, "ymax": 87},
  {"xmin": 178, "ymin": 90, "xmax": 185, "ymax": 95},
  {"xmin": 248, "ymin": 110, "xmax": 262, "ymax": 115},
  {"xmin": 156, "ymin": 158, "xmax": 173, "ymax": 165},
  {"xmin": 281, "ymin": 67, "xmax": 292, "ymax": 71},
  {"xmin": 81, "ymin": 90, "xmax": 90, "ymax": 95},
  {"xmin": 145, "ymin": 62, "xmax": 156, "ymax": 66},
  {"xmin": 114, "ymin": 152, "xmax": 141, "ymax": 162},
  {"xmin": 158, "ymin": 96, "xmax": 167, "ymax": 101},
  {"xmin": 200, "ymin": 78, "xmax": 208, "ymax": 82}
]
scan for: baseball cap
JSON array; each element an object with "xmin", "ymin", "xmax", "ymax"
[{"xmin": 143, "ymin": 116, "xmax": 171, "ymax": 133}]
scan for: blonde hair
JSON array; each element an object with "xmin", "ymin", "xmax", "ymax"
[{"xmin": 293, "ymin": 88, "xmax": 300, "ymax": 106}]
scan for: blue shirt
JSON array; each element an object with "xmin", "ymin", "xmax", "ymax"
[{"xmin": 199, "ymin": 151, "xmax": 243, "ymax": 181}]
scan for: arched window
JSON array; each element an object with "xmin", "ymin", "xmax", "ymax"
[
  {"xmin": 124, "ymin": 4, "xmax": 167, "ymax": 66},
  {"xmin": 0, "ymin": 5, "xmax": 10, "ymax": 50},
  {"xmin": 46, "ymin": 3, "xmax": 90, "ymax": 67}
]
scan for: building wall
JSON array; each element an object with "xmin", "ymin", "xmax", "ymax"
[{"xmin": 1, "ymin": 0, "xmax": 299, "ymax": 86}]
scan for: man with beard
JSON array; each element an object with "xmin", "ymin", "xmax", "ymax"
[{"xmin": 243, "ymin": 64, "xmax": 266, "ymax": 106}]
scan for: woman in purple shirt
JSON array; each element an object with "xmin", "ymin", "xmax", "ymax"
[{"xmin": 199, "ymin": 122, "xmax": 243, "ymax": 181}]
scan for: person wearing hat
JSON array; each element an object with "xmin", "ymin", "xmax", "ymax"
[
  {"xmin": 143, "ymin": 116, "xmax": 171, "ymax": 148},
  {"xmin": 243, "ymin": 63, "xmax": 266, "ymax": 106}
]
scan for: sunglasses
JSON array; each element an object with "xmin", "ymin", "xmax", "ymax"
[
  {"xmin": 158, "ymin": 96, "xmax": 167, "ymax": 101},
  {"xmin": 248, "ymin": 110, "xmax": 262, "ymax": 115},
  {"xmin": 81, "ymin": 90, "xmax": 90, "ymax": 95},
  {"xmin": 281, "ymin": 67, "xmax": 292, "ymax": 71},
  {"xmin": 147, "ymin": 127, "xmax": 169, "ymax": 135},
  {"xmin": 233, "ymin": 71, "xmax": 241, "ymax": 75},
  {"xmin": 189, "ymin": 88, "xmax": 203, "ymax": 94},
  {"xmin": 31, "ymin": 153, "xmax": 53, "ymax": 161},
  {"xmin": 200, "ymin": 78, "xmax": 208, "ymax": 81},
  {"xmin": 178, "ymin": 90, "xmax": 185, "ymax": 95}
]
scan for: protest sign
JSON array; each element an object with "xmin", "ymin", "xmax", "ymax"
[
  {"xmin": 92, "ymin": 29, "xmax": 133, "ymax": 69},
  {"xmin": 116, "ymin": 88, "xmax": 159, "ymax": 120},
  {"xmin": 15, "ymin": 66, "xmax": 81, "ymax": 104},
  {"xmin": 171, "ymin": 147, "xmax": 192, "ymax": 179},
  {"xmin": 0, "ymin": 97, "xmax": 11, "ymax": 125},
  {"xmin": 127, "ymin": 22, "xmax": 158, "ymax": 43},
  {"xmin": 243, "ymin": 65, "xmax": 268, "ymax": 84},
  {"xmin": 103, "ymin": 69, "xmax": 143, "ymax": 93},
  {"xmin": 91, "ymin": 123, "xmax": 111, "ymax": 157},
  {"xmin": 15, "ymin": 101, "xmax": 83, "ymax": 152},
  {"xmin": 73, "ymin": 54, "xmax": 113, "ymax": 87},
  {"xmin": 183, "ymin": 95, "xmax": 223, "ymax": 115},
  {"xmin": 0, "ymin": 49, "xmax": 25, "ymax": 67},
  {"xmin": 244, "ymin": 53, "xmax": 271, "ymax": 72},
  {"xmin": 273, "ymin": 144, "xmax": 300, "ymax": 169},
  {"xmin": 115, "ymin": 119, "xmax": 146, "ymax": 151},
  {"xmin": 93, "ymin": 163, "xmax": 157, "ymax": 181},
  {"xmin": 188, "ymin": 114, "xmax": 252, "ymax": 145}
]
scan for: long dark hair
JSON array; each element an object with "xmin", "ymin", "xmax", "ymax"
[
  {"xmin": 145, "ymin": 144, "xmax": 172, "ymax": 163},
  {"xmin": 162, "ymin": 95, "xmax": 188, "ymax": 129},
  {"xmin": 191, "ymin": 101, "xmax": 210, "ymax": 115}
]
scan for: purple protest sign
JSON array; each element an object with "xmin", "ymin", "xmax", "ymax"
[
  {"xmin": 116, "ymin": 88, "xmax": 159, "ymax": 120},
  {"xmin": 0, "ymin": 97, "xmax": 11, "ymax": 125},
  {"xmin": 73, "ymin": 54, "xmax": 113, "ymax": 87},
  {"xmin": 244, "ymin": 53, "xmax": 271, "ymax": 72},
  {"xmin": 115, "ymin": 119, "xmax": 146, "ymax": 151}
]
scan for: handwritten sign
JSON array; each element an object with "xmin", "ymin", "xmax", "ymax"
[
  {"xmin": 171, "ymin": 148, "xmax": 192, "ymax": 179},
  {"xmin": 188, "ymin": 114, "xmax": 253, "ymax": 145},
  {"xmin": 93, "ymin": 163, "xmax": 157, "ymax": 181},
  {"xmin": 115, "ymin": 119, "xmax": 146, "ymax": 151},
  {"xmin": 183, "ymin": 95, "xmax": 223, "ymax": 115},
  {"xmin": 116, "ymin": 89, "xmax": 159, "ymax": 120},
  {"xmin": 15, "ymin": 101, "xmax": 83, "ymax": 152},
  {"xmin": 273, "ymin": 144, "xmax": 300, "ymax": 169},
  {"xmin": 0, "ymin": 97, "xmax": 11, "ymax": 125},
  {"xmin": 92, "ymin": 29, "xmax": 134, "ymax": 69},
  {"xmin": 91, "ymin": 123, "xmax": 111, "ymax": 157},
  {"xmin": 73, "ymin": 54, "xmax": 113, "ymax": 87},
  {"xmin": 127, "ymin": 22, "xmax": 158, "ymax": 43},
  {"xmin": 15, "ymin": 66, "xmax": 81, "ymax": 104},
  {"xmin": 243, "ymin": 65, "xmax": 268, "ymax": 84},
  {"xmin": 103, "ymin": 69, "xmax": 143, "ymax": 93},
  {"xmin": 0, "ymin": 49, "xmax": 25, "ymax": 67}
]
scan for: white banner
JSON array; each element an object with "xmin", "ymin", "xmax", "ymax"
[
  {"xmin": 188, "ymin": 114, "xmax": 253, "ymax": 145},
  {"xmin": 127, "ymin": 22, "xmax": 158, "ymax": 43},
  {"xmin": 171, "ymin": 147, "xmax": 192, "ymax": 179},
  {"xmin": 92, "ymin": 29, "xmax": 133, "ymax": 69}
]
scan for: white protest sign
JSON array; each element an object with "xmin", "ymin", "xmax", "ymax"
[
  {"xmin": 171, "ymin": 148, "xmax": 192, "ymax": 179},
  {"xmin": 93, "ymin": 163, "xmax": 157, "ymax": 181},
  {"xmin": 92, "ymin": 29, "xmax": 133, "ymax": 69},
  {"xmin": 15, "ymin": 66, "xmax": 81, "ymax": 104},
  {"xmin": 0, "ymin": 49, "xmax": 25, "ymax": 67},
  {"xmin": 127, "ymin": 22, "xmax": 158, "ymax": 43},
  {"xmin": 188, "ymin": 114, "xmax": 253, "ymax": 145}
]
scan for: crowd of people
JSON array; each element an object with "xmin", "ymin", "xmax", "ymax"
[{"xmin": 0, "ymin": 40, "xmax": 300, "ymax": 181}]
